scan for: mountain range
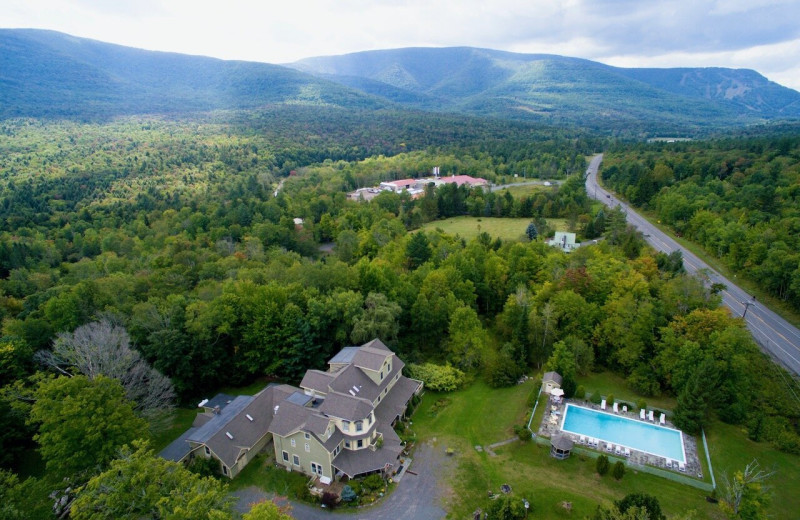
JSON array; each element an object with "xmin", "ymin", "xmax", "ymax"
[{"xmin": 2, "ymin": 29, "xmax": 799, "ymax": 130}]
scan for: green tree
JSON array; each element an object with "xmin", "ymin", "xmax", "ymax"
[
  {"xmin": 407, "ymin": 363, "xmax": 465, "ymax": 392},
  {"xmin": 525, "ymin": 221, "xmax": 538, "ymax": 240},
  {"xmin": 486, "ymin": 494, "xmax": 527, "ymax": 520},
  {"xmin": 596, "ymin": 454, "xmax": 610, "ymax": 476},
  {"xmin": 243, "ymin": 500, "xmax": 294, "ymax": 520},
  {"xmin": 445, "ymin": 306, "xmax": 487, "ymax": 371},
  {"xmin": 350, "ymin": 292, "xmax": 402, "ymax": 344},
  {"xmin": 71, "ymin": 441, "xmax": 232, "ymax": 520},
  {"xmin": 28, "ymin": 375, "xmax": 148, "ymax": 480},
  {"xmin": 719, "ymin": 460, "xmax": 773, "ymax": 520},
  {"xmin": 405, "ymin": 231, "xmax": 431, "ymax": 270},
  {"xmin": 615, "ymin": 493, "xmax": 666, "ymax": 520},
  {"xmin": 612, "ymin": 460, "xmax": 626, "ymax": 480}
]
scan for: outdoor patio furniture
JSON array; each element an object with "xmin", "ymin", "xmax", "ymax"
[
  {"xmin": 624, "ymin": 447, "xmax": 630, "ymax": 457},
  {"xmin": 660, "ymin": 413, "xmax": 666, "ymax": 425},
  {"xmin": 613, "ymin": 402, "xmax": 619, "ymax": 413},
  {"xmin": 601, "ymin": 399, "xmax": 606, "ymax": 410},
  {"xmin": 640, "ymin": 409, "xmax": 646, "ymax": 420},
  {"xmin": 648, "ymin": 410, "xmax": 655, "ymax": 421},
  {"xmin": 622, "ymin": 405, "xmax": 628, "ymax": 413}
]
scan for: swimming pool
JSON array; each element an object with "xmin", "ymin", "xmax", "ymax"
[{"xmin": 560, "ymin": 404, "xmax": 685, "ymax": 462}]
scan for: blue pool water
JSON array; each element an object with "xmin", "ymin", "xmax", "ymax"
[{"xmin": 561, "ymin": 404, "xmax": 685, "ymax": 462}]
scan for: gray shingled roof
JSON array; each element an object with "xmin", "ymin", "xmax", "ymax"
[
  {"xmin": 319, "ymin": 391, "xmax": 374, "ymax": 422},
  {"xmin": 187, "ymin": 396, "xmax": 255, "ymax": 444},
  {"xmin": 268, "ymin": 401, "xmax": 310, "ymax": 437},
  {"xmin": 327, "ymin": 358, "xmax": 405, "ymax": 403},
  {"xmin": 361, "ymin": 338, "xmax": 391, "ymax": 352},
  {"xmin": 551, "ymin": 434, "xmax": 574, "ymax": 450},
  {"xmin": 329, "ymin": 346, "xmax": 359, "ymax": 365},
  {"xmin": 159, "ymin": 426, "xmax": 197, "ymax": 462},
  {"xmin": 198, "ymin": 387, "xmax": 286, "ymax": 469},
  {"xmin": 331, "ymin": 440, "xmax": 403, "ymax": 478},
  {"xmin": 543, "ymin": 371, "xmax": 563, "ymax": 385},
  {"xmin": 300, "ymin": 370, "xmax": 335, "ymax": 395},
  {"xmin": 375, "ymin": 376, "xmax": 421, "ymax": 425},
  {"xmin": 352, "ymin": 347, "xmax": 388, "ymax": 371},
  {"xmin": 203, "ymin": 393, "xmax": 235, "ymax": 411}
]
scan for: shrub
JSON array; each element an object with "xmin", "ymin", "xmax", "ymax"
[
  {"xmin": 612, "ymin": 461, "xmax": 625, "ymax": 480},
  {"xmin": 407, "ymin": 363, "xmax": 466, "ymax": 392},
  {"xmin": 596, "ymin": 455, "xmax": 610, "ymax": 476},
  {"xmin": 606, "ymin": 394, "xmax": 614, "ymax": 405},
  {"xmin": 486, "ymin": 494, "xmax": 527, "ymax": 520},
  {"xmin": 636, "ymin": 399, "xmax": 647, "ymax": 411},
  {"xmin": 514, "ymin": 425, "xmax": 530, "ymax": 442},
  {"xmin": 615, "ymin": 493, "xmax": 666, "ymax": 520},
  {"xmin": 361, "ymin": 474, "xmax": 384, "ymax": 493},
  {"xmin": 575, "ymin": 385, "xmax": 586, "ymax": 399},
  {"xmin": 321, "ymin": 491, "xmax": 339, "ymax": 508},
  {"xmin": 340, "ymin": 485, "xmax": 356, "ymax": 502},
  {"xmin": 590, "ymin": 391, "xmax": 602, "ymax": 404},
  {"xmin": 188, "ymin": 456, "xmax": 221, "ymax": 478}
]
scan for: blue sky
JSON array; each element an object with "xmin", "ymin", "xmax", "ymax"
[{"xmin": 3, "ymin": 0, "xmax": 800, "ymax": 90}]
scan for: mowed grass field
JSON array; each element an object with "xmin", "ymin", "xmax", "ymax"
[
  {"xmin": 422, "ymin": 216, "xmax": 569, "ymax": 241},
  {"xmin": 411, "ymin": 374, "xmax": 799, "ymax": 519}
]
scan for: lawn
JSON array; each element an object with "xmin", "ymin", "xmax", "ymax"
[
  {"xmin": 410, "ymin": 371, "xmax": 797, "ymax": 519},
  {"xmin": 422, "ymin": 216, "xmax": 569, "ymax": 242},
  {"xmin": 494, "ymin": 183, "xmax": 554, "ymax": 197},
  {"xmin": 706, "ymin": 421, "xmax": 800, "ymax": 519}
]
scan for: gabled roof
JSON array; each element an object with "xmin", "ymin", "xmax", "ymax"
[
  {"xmin": 187, "ymin": 386, "xmax": 285, "ymax": 469},
  {"xmin": 159, "ymin": 426, "xmax": 197, "ymax": 462},
  {"xmin": 187, "ymin": 395, "xmax": 255, "ymax": 444},
  {"xmin": 328, "ymin": 346, "xmax": 359, "ymax": 365},
  {"xmin": 543, "ymin": 371, "xmax": 563, "ymax": 385},
  {"xmin": 300, "ymin": 370, "xmax": 335, "ymax": 394},
  {"xmin": 319, "ymin": 391, "xmax": 373, "ymax": 422}
]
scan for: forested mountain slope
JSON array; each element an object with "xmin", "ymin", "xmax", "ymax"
[
  {"xmin": 292, "ymin": 47, "xmax": 800, "ymax": 130},
  {"xmin": 0, "ymin": 29, "xmax": 387, "ymax": 119}
]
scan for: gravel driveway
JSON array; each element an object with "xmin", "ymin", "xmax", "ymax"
[{"xmin": 233, "ymin": 441, "xmax": 449, "ymax": 520}]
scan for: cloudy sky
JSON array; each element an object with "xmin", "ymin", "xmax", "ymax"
[{"xmin": 4, "ymin": 0, "xmax": 800, "ymax": 90}]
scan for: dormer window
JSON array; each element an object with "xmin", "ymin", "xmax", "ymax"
[
  {"xmin": 342, "ymin": 420, "xmax": 350, "ymax": 431},
  {"xmin": 355, "ymin": 420, "xmax": 363, "ymax": 432}
]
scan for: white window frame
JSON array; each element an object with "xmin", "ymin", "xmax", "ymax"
[
  {"xmin": 304, "ymin": 432, "xmax": 310, "ymax": 439},
  {"xmin": 356, "ymin": 420, "xmax": 363, "ymax": 432},
  {"xmin": 357, "ymin": 439, "xmax": 363, "ymax": 448},
  {"xmin": 204, "ymin": 446, "xmax": 210, "ymax": 455},
  {"xmin": 293, "ymin": 454, "xmax": 300, "ymax": 466},
  {"xmin": 222, "ymin": 465, "xmax": 228, "ymax": 475},
  {"xmin": 282, "ymin": 450, "xmax": 289, "ymax": 462},
  {"xmin": 305, "ymin": 442, "xmax": 310, "ymax": 452},
  {"xmin": 290, "ymin": 439, "xmax": 296, "ymax": 447}
]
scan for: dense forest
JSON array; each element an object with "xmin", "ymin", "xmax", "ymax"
[
  {"xmin": 602, "ymin": 131, "xmax": 800, "ymax": 309},
  {"xmin": 0, "ymin": 111, "xmax": 798, "ymax": 518}
]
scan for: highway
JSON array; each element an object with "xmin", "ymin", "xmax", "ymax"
[{"xmin": 585, "ymin": 154, "xmax": 800, "ymax": 377}]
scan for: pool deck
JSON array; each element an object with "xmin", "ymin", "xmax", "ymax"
[{"xmin": 538, "ymin": 396, "xmax": 704, "ymax": 480}]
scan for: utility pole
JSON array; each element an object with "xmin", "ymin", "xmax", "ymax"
[{"xmin": 741, "ymin": 299, "xmax": 755, "ymax": 319}]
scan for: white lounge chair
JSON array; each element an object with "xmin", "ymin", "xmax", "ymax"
[
  {"xmin": 665, "ymin": 459, "xmax": 672, "ymax": 469},
  {"xmin": 660, "ymin": 413, "xmax": 666, "ymax": 425},
  {"xmin": 624, "ymin": 447, "xmax": 630, "ymax": 457},
  {"xmin": 615, "ymin": 445, "xmax": 621, "ymax": 455},
  {"xmin": 613, "ymin": 402, "xmax": 619, "ymax": 413},
  {"xmin": 580, "ymin": 435, "xmax": 586, "ymax": 444},
  {"xmin": 601, "ymin": 399, "xmax": 606, "ymax": 410},
  {"xmin": 679, "ymin": 462, "xmax": 686, "ymax": 472},
  {"xmin": 640, "ymin": 409, "xmax": 646, "ymax": 420},
  {"xmin": 622, "ymin": 405, "xmax": 628, "ymax": 413},
  {"xmin": 648, "ymin": 410, "xmax": 655, "ymax": 421},
  {"xmin": 606, "ymin": 443, "xmax": 613, "ymax": 452}
]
